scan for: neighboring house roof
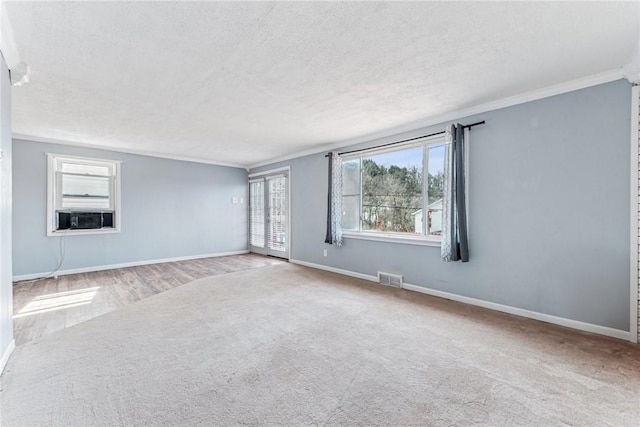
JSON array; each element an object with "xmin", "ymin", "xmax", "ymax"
[
  {"xmin": 428, "ymin": 199, "xmax": 443, "ymax": 209},
  {"xmin": 412, "ymin": 199, "xmax": 443, "ymax": 216}
]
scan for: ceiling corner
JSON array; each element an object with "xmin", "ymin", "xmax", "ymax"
[
  {"xmin": 0, "ymin": 1, "xmax": 20, "ymax": 69},
  {"xmin": 623, "ymin": 40, "xmax": 640, "ymax": 84}
]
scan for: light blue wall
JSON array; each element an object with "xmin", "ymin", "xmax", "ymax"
[
  {"xmin": 13, "ymin": 140, "xmax": 248, "ymax": 276},
  {"xmin": 1, "ymin": 55, "xmax": 14, "ymax": 364},
  {"xmin": 252, "ymin": 80, "xmax": 632, "ymax": 332}
]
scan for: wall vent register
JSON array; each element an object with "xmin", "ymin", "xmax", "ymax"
[{"xmin": 378, "ymin": 271, "xmax": 404, "ymax": 288}]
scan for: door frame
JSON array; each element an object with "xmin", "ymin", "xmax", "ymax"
[
  {"xmin": 630, "ymin": 84, "xmax": 639, "ymax": 344},
  {"xmin": 248, "ymin": 166, "xmax": 291, "ymax": 260}
]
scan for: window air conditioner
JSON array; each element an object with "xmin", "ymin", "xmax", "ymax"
[{"xmin": 56, "ymin": 211, "xmax": 114, "ymax": 230}]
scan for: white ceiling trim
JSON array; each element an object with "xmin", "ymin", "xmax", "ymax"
[
  {"xmin": 248, "ymin": 68, "xmax": 627, "ymax": 170},
  {"xmin": 12, "ymin": 133, "xmax": 246, "ymax": 169}
]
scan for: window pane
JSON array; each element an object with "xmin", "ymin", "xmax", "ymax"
[
  {"xmin": 62, "ymin": 174, "xmax": 110, "ymax": 197},
  {"xmin": 249, "ymin": 181, "xmax": 265, "ymax": 247},
  {"xmin": 361, "ymin": 147, "xmax": 423, "ymax": 234},
  {"xmin": 341, "ymin": 159, "xmax": 361, "ymax": 231},
  {"xmin": 341, "ymin": 195, "xmax": 360, "ymax": 231},
  {"xmin": 342, "ymin": 159, "xmax": 360, "ymax": 195},
  {"xmin": 268, "ymin": 177, "xmax": 287, "ymax": 252},
  {"xmin": 342, "ymin": 159, "xmax": 360, "ymax": 230},
  {"xmin": 60, "ymin": 162, "xmax": 110, "ymax": 176},
  {"xmin": 62, "ymin": 197, "xmax": 111, "ymax": 209},
  {"xmin": 427, "ymin": 143, "xmax": 446, "ymax": 236}
]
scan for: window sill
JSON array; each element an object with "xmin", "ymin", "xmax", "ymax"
[
  {"xmin": 47, "ymin": 228, "xmax": 120, "ymax": 237},
  {"xmin": 342, "ymin": 231, "xmax": 441, "ymax": 247}
]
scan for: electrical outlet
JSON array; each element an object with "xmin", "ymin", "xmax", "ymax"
[{"xmin": 323, "ymin": 249, "xmax": 327, "ymax": 257}]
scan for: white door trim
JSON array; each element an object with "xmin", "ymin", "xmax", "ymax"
[
  {"xmin": 248, "ymin": 166, "xmax": 291, "ymax": 260},
  {"xmin": 630, "ymin": 84, "xmax": 639, "ymax": 343}
]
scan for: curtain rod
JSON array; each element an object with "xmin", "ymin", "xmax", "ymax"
[{"xmin": 325, "ymin": 120, "xmax": 485, "ymax": 157}]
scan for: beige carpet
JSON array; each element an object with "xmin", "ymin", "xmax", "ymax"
[{"xmin": 1, "ymin": 263, "xmax": 639, "ymax": 426}]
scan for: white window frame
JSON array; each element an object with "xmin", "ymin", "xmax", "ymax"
[
  {"xmin": 46, "ymin": 153, "xmax": 122, "ymax": 236},
  {"xmin": 341, "ymin": 133, "xmax": 469, "ymax": 247}
]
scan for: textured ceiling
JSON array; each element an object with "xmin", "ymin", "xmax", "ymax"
[{"xmin": 4, "ymin": 1, "xmax": 639, "ymax": 167}]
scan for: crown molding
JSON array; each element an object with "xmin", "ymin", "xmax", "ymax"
[
  {"xmin": 248, "ymin": 69, "xmax": 626, "ymax": 170},
  {"xmin": 12, "ymin": 133, "xmax": 246, "ymax": 169}
]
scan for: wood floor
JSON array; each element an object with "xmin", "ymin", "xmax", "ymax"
[{"xmin": 12, "ymin": 254, "xmax": 285, "ymax": 345}]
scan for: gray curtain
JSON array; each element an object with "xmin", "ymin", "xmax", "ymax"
[
  {"xmin": 324, "ymin": 152, "xmax": 343, "ymax": 246},
  {"xmin": 441, "ymin": 124, "xmax": 469, "ymax": 262}
]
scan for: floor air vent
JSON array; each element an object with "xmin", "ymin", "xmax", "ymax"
[{"xmin": 378, "ymin": 271, "xmax": 403, "ymax": 288}]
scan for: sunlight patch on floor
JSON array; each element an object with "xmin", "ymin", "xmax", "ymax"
[{"xmin": 14, "ymin": 287, "xmax": 100, "ymax": 318}]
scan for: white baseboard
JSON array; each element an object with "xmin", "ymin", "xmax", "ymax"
[
  {"xmin": 289, "ymin": 259, "xmax": 378, "ymax": 282},
  {"xmin": 401, "ymin": 283, "xmax": 630, "ymax": 341},
  {"xmin": 1, "ymin": 339, "xmax": 15, "ymax": 375},
  {"xmin": 290, "ymin": 259, "xmax": 631, "ymax": 342},
  {"xmin": 13, "ymin": 250, "xmax": 250, "ymax": 282}
]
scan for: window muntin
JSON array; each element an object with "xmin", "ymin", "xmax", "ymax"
[
  {"xmin": 341, "ymin": 137, "xmax": 446, "ymax": 240},
  {"xmin": 47, "ymin": 154, "xmax": 121, "ymax": 235}
]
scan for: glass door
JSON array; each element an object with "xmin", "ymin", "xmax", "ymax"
[
  {"xmin": 249, "ymin": 172, "xmax": 289, "ymax": 259},
  {"xmin": 249, "ymin": 179, "xmax": 266, "ymax": 254}
]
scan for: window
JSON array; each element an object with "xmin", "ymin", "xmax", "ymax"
[
  {"xmin": 341, "ymin": 135, "xmax": 447, "ymax": 244},
  {"xmin": 47, "ymin": 154, "xmax": 121, "ymax": 236}
]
